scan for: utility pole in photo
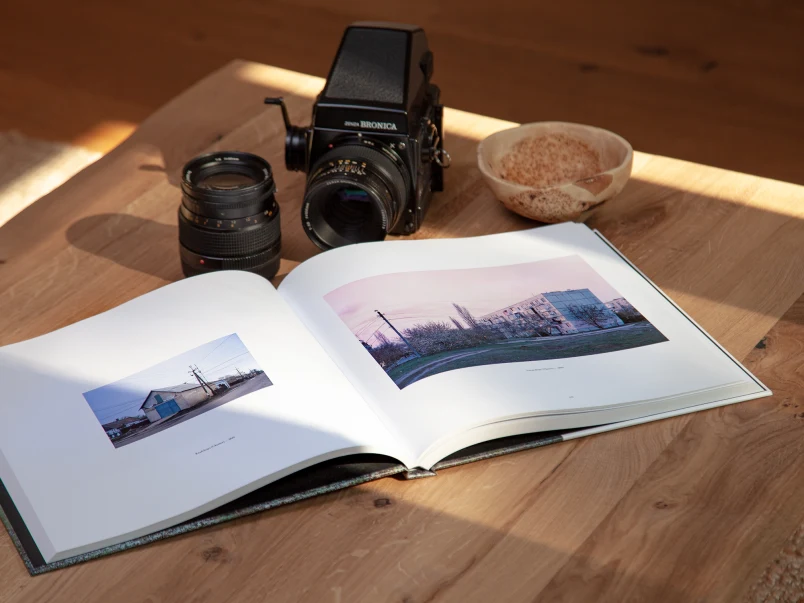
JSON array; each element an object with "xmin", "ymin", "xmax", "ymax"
[
  {"xmin": 375, "ymin": 310, "xmax": 421, "ymax": 358},
  {"xmin": 190, "ymin": 365, "xmax": 215, "ymax": 396}
]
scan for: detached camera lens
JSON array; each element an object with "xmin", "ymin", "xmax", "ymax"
[{"xmin": 179, "ymin": 151, "xmax": 281, "ymax": 279}]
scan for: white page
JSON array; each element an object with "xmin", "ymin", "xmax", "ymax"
[
  {"xmin": 0, "ymin": 271, "xmax": 404, "ymax": 563},
  {"xmin": 279, "ymin": 223, "xmax": 765, "ymax": 465}
]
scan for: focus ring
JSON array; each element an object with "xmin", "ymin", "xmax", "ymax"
[{"xmin": 179, "ymin": 208, "xmax": 281, "ymax": 257}]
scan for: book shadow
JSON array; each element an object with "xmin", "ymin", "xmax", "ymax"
[
  {"xmin": 2, "ymin": 360, "xmax": 393, "ymax": 575},
  {"xmin": 2, "ymin": 317, "xmax": 695, "ymax": 601},
  {"xmin": 74, "ymin": 449, "xmax": 690, "ymax": 602}
]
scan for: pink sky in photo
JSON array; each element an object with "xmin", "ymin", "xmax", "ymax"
[{"xmin": 324, "ymin": 255, "xmax": 624, "ymax": 344}]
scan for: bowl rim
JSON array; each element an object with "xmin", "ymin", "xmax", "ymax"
[{"xmin": 476, "ymin": 121, "xmax": 634, "ymax": 192}]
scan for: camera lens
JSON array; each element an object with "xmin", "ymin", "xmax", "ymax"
[
  {"xmin": 302, "ymin": 143, "xmax": 408, "ymax": 250},
  {"xmin": 179, "ymin": 151, "xmax": 281, "ymax": 279},
  {"xmin": 320, "ymin": 187, "xmax": 383, "ymax": 243}
]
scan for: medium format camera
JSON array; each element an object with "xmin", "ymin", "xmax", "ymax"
[{"xmin": 265, "ymin": 22, "xmax": 450, "ymax": 250}]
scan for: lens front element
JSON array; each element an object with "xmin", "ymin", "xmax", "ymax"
[
  {"xmin": 198, "ymin": 172, "xmax": 258, "ymax": 191},
  {"xmin": 324, "ymin": 186, "xmax": 387, "ymax": 242},
  {"xmin": 308, "ymin": 182, "xmax": 388, "ymax": 248}
]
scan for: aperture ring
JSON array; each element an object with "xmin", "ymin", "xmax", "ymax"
[{"xmin": 179, "ymin": 200, "xmax": 279, "ymax": 230}]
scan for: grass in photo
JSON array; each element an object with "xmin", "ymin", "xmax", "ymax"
[
  {"xmin": 83, "ymin": 333, "xmax": 271, "ymax": 448},
  {"xmin": 324, "ymin": 256, "xmax": 668, "ymax": 388}
]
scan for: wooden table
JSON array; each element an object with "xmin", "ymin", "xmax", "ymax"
[{"xmin": 1, "ymin": 61, "xmax": 804, "ymax": 602}]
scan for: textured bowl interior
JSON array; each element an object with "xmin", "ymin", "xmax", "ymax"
[
  {"xmin": 479, "ymin": 122, "xmax": 630, "ymax": 190},
  {"xmin": 477, "ymin": 122, "xmax": 633, "ymax": 223}
]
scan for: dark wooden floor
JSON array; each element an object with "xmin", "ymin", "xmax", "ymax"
[{"xmin": 2, "ymin": 0, "xmax": 803, "ymax": 183}]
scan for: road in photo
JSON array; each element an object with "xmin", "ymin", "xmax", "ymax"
[
  {"xmin": 111, "ymin": 373, "xmax": 272, "ymax": 447},
  {"xmin": 83, "ymin": 334, "xmax": 272, "ymax": 447},
  {"xmin": 324, "ymin": 255, "xmax": 668, "ymax": 388},
  {"xmin": 389, "ymin": 322, "xmax": 663, "ymax": 388}
]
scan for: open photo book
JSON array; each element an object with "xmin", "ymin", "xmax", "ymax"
[{"xmin": 0, "ymin": 222, "xmax": 769, "ymax": 574}]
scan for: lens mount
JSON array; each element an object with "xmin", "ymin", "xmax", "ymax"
[{"xmin": 302, "ymin": 142, "xmax": 409, "ymax": 250}]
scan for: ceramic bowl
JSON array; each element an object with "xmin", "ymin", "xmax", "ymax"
[{"xmin": 477, "ymin": 122, "xmax": 633, "ymax": 222}]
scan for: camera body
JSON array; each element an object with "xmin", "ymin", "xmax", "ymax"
[{"xmin": 266, "ymin": 22, "xmax": 448, "ymax": 249}]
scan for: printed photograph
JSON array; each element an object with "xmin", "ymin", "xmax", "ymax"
[
  {"xmin": 83, "ymin": 334, "xmax": 272, "ymax": 448},
  {"xmin": 325, "ymin": 256, "xmax": 668, "ymax": 388}
]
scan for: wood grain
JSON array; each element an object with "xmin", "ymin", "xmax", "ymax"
[
  {"xmin": 538, "ymin": 297, "xmax": 804, "ymax": 602},
  {"xmin": 0, "ymin": 62, "xmax": 803, "ymax": 602},
  {"xmin": 1, "ymin": 0, "xmax": 803, "ymax": 181}
]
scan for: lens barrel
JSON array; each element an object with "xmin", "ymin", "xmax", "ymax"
[
  {"xmin": 301, "ymin": 143, "xmax": 408, "ymax": 250},
  {"xmin": 179, "ymin": 151, "xmax": 281, "ymax": 279}
]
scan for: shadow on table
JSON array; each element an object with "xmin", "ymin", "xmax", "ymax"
[
  {"xmin": 0, "ymin": 60, "xmax": 316, "ymax": 267},
  {"xmin": 61, "ymin": 156, "xmax": 804, "ymax": 324},
  {"xmin": 0, "ymin": 362, "xmax": 694, "ymax": 603},
  {"xmin": 65, "ymin": 214, "xmax": 181, "ymax": 282},
  {"xmin": 5, "ymin": 317, "xmax": 798, "ymax": 602},
  {"xmin": 0, "ymin": 60, "xmax": 799, "ymax": 602},
  {"xmin": 1, "ymin": 59, "xmax": 801, "ymax": 342}
]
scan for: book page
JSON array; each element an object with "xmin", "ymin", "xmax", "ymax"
[
  {"xmin": 279, "ymin": 223, "xmax": 766, "ymax": 466},
  {"xmin": 0, "ymin": 271, "xmax": 402, "ymax": 563}
]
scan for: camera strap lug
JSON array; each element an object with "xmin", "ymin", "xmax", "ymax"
[
  {"xmin": 434, "ymin": 148, "xmax": 452, "ymax": 168},
  {"xmin": 425, "ymin": 121, "xmax": 451, "ymax": 168}
]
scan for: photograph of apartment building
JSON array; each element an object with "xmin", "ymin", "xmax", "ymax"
[
  {"xmin": 325, "ymin": 255, "xmax": 667, "ymax": 388},
  {"xmin": 479, "ymin": 288, "xmax": 624, "ymax": 338}
]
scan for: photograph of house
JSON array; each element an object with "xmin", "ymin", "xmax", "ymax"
[
  {"xmin": 140, "ymin": 383, "xmax": 213, "ymax": 423},
  {"xmin": 83, "ymin": 333, "xmax": 272, "ymax": 448},
  {"xmin": 325, "ymin": 255, "xmax": 668, "ymax": 388}
]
